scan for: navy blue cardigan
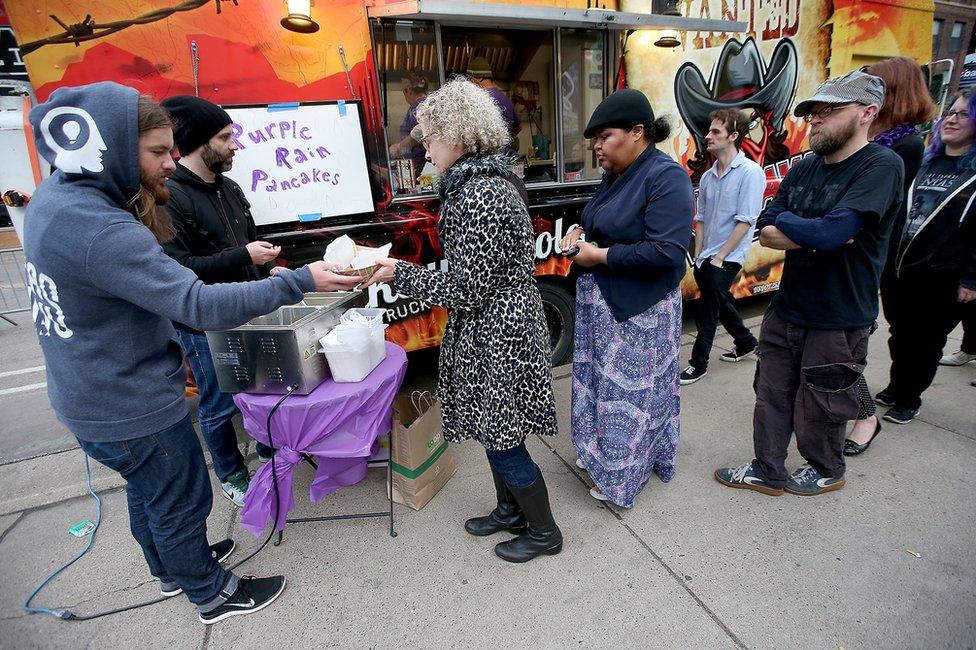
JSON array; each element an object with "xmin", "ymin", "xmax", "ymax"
[{"xmin": 575, "ymin": 146, "xmax": 694, "ymax": 322}]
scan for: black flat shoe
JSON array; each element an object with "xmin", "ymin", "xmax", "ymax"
[{"xmin": 844, "ymin": 419, "xmax": 882, "ymax": 456}]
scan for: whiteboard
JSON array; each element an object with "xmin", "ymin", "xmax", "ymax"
[{"xmin": 222, "ymin": 101, "xmax": 374, "ymax": 226}]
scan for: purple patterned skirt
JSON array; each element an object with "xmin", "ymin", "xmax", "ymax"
[{"xmin": 571, "ymin": 275, "xmax": 681, "ymax": 507}]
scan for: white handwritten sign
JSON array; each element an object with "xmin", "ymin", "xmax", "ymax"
[{"xmin": 223, "ymin": 101, "xmax": 374, "ymax": 226}]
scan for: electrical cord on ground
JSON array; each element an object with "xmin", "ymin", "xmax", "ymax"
[
  {"xmin": 21, "ymin": 386, "xmax": 298, "ymax": 621},
  {"xmin": 224, "ymin": 385, "xmax": 296, "ymax": 570}
]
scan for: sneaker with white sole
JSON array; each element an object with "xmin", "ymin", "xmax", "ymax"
[
  {"xmin": 883, "ymin": 405, "xmax": 920, "ymax": 424},
  {"xmin": 220, "ymin": 469, "xmax": 250, "ymax": 507},
  {"xmin": 160, "ymin": 539, "xmax": 237, "ymax": 597},
  {"xmin": 939, "ymin": 350, "xmax": 976, "ymax": 366},
  {"xmin": 714, "ymin": 462, "xmax": 784, "ymax": 496},
  {"xmin": 575, "ymin": 458, "xmax": 586, "ymax": 470},
  {"xmin": 588, "ymin": 487, "xmax": 632, "ymax": 508},
  {"xmin": 784, "ymin": 463, "xmax": 845, "ymax": 496},
  {"xmin": 719, "ymin": 342, "xmax": 757, "ymax": 363},
  {"xmin": 198, "ymin": 575, "xmax": 286, "ymax": 625},
  {"xmin": 679, "ymin": 365, "xmax": 707, "ymax": 385},
  {"xmin": 874, "ymin": 388, "xmax": 896, "ymax": 407}
]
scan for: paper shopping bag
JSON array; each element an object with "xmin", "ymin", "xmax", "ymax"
[{"xmin": 389, "ymin": 391, "xmax": 455, "ymax": 510}]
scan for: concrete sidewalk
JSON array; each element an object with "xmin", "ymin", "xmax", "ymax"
[{"xmin": 0, "ymin": 311, "xmax": 973, "ymax": 648}]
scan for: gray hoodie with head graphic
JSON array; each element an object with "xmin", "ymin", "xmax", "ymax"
[{"xmin": 24, "ymin": 82, "xmax": 315, "ymax": 442}]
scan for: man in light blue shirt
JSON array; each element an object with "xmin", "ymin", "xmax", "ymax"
[{"xmin": 681, "ymin": 109, "xmax": 765, "ymax": 385}]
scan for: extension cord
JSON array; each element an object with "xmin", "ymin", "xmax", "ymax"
[{"xmin": 22, "ymin": 386, "xmax": 297, "ymax": 621}]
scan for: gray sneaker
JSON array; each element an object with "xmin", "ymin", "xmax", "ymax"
[
  {"xmin": 785, "ymin": 464, "xmax": 845, "ymax": 496},
  {"xmin": 714, "ymin": 462, "xmax": 784, "ymax": 496},
  {"xmin": 220, "ymin": 469, "xmax": 250, "ymax": 507}
]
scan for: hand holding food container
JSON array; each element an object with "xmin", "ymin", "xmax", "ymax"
[
  {"xmin": 323, "ymin": 235, "xmax": 393, "ymax": 283},
  {"xmin": 367, "ymin": 257, "xmax": 398, "ymax": 285},
  {"xmin": 269, "ymin": 261, "xmax": 362, "ymax": 292}
]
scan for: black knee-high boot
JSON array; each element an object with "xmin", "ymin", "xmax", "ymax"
[
  {"xmin": 464, "ymin": 465, "xmax": 526, "ymax": 536},
  {"xmin": 494, "ymin": 473, "xmax": 562, "ymax": 563}
]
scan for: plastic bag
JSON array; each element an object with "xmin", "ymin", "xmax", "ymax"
[
  {"xmin": 340, "ymin": 308, "xmax": 388, "ymax": 367},
  {"xmin": 319, "ymin": 315, "xmax": 386, "ymax": 382}
]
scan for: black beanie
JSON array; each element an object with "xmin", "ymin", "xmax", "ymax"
[
  {"xmin": 584, "ymin": 88, "xmax": 654, "ymax": 138},
  {"xmin": 160, "ymin": 95, "xmax": 233, "ymax": 156}
]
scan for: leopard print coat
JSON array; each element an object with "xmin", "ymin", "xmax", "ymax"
[{"xmin": 393, "ymin": 154, "xmax": 558, "ymax": 450}]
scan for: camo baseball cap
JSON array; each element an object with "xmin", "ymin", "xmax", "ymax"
[{"xmin": 793, "ymin": 70, "xmax": 886, "ymax": 118}]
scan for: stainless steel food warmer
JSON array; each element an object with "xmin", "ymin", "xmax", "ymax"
[{"xmin": 205, "ymin": 290, "xmax": 367, "ymax": 395}]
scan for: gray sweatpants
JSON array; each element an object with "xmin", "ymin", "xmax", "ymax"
[{"xmin": 751, "ymin": 308, "xmax": 871, "ymax": 487}]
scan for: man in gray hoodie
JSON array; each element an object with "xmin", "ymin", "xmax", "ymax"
[{"xmin": 23, "ymin": 82, "xmax": 359, "ymax": 624}]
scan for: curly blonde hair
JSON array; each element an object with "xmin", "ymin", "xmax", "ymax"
[{"xmin": 415, "ymin": 77, "xmax": 511, "ymax": 154}]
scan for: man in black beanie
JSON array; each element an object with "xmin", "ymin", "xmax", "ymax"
[{"xmin": 160, "ymin": 95, "xmax": 279, "ymax": 506}]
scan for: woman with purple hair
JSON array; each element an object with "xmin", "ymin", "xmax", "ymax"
[
  {"xmin": 875, "ymin": 90, "xmax": 976, "ymax": 425},
  {"xmin": 845, "ymin": 57, "xmax": 935, "ymax": 454}
]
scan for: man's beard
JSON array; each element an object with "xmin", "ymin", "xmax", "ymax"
[
  {"xmin": 809, "ymin": 115, "xmax": 859, "ymax": 156},
  {"xmin": 201, "ymin": 144, "xmax": 233, "ymax": 174},
  {"xmin": 140, "ymin": 169, "xmax": 170, "ymax": 204},
  {"xmin": 130, "ymin": 169, "xmax": 174, "ymax": 243}
]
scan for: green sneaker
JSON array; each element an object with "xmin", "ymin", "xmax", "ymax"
[{"xmin": 220, "ymin": 469, "xmax": 250, "ymax": 507}]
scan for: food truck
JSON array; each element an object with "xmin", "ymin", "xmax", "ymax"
[{"xmin": 2, "ymin": 0, "xmax": 935, "ymax": 364}]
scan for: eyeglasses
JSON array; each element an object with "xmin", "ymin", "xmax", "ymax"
[
  {"xmin": 802, "ymin": 103, "xmax": 856, "ymax": 123},
  {"xmin": 418, "ymin": 132, "xmax": 439, "ymax": 149},
  {"xmin": 942, "ymin": 109, "xmax": 970, "ymax": 122}
]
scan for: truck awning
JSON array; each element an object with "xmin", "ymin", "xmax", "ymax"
[{"xmin": 367, "ymin": 0, "xmax": 747, "ymax": 33}]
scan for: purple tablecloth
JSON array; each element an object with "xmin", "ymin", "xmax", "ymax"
[{"xmin": 235, "ymin": 342, "xmax": 407, "ymax": 536}]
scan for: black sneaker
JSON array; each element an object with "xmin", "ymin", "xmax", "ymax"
[
  {"xmin": 160, "ymin": 539, "xmax": 237, "ymax": 597},
  {"xmin": 719, "ymin": 342, "xmax": 757, "ymax": 363},
  {"xmin": 714, "ymin": 462, "xmax": 784, "ymax": 496},
  {"xmin": 784, "ymin": 464, "xmax": 845, "ymax": 496},
  {"xmin": 874, "ymin": 389, "xmax": 895, "ymax": 407},
  {"xmin": 210, "ymin": 538, "xmax": 236, "ymax": 564},
  {"xmin": 679, "ymin": 365, "xmax": 707, "ymax": 385},
  {"xmin": 198, "ymin": 576, "xmax": 286, "ymax": 625},
  {"xmin": 883, "ymin": 405, "xmax": 919, "ymax": 424}
]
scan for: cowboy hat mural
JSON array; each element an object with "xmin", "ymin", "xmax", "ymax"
[{"xmin": 675, "ymin": 37, "xmax": 798, "ymax": 181}]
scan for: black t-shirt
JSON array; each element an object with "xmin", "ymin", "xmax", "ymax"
[
  {"xmin": 901, "ymin": 155, "xmax": 963, "ymax": 243},
  {"xmin": 762, "ymin": 144, "xmax": 904, "ymax": 329}
]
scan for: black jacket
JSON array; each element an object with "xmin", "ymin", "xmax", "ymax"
[
  {"xmin": 163, "ymin": 164, "xmax": 267, "ymax": 285},
  {"xmin": 895, "ymin": 156, "xmax": 976, "ymax": 289}
]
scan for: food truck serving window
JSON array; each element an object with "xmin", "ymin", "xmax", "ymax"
[
  {"xmin": 373, "ymin": 20, "xmax": 608, "ymax": 198},
  {"xmin": 374, "ymin": 21, "xmax": 441, "ymax": 196}
]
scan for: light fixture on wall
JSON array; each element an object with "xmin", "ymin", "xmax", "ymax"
[
  {"xmin": 652, "ymin": 0, "xmax": 682, "ymax": 16},
  {"xmin": 281, "ymin": 0, "xmax": 319, "ymax": 33},
  {"xmin": 654, "ymin": 30, "xmax": 680, "ymax": 48}
]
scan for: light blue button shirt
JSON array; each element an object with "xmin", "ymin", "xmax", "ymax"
[{"xmin": 694, "ymin": 150, "xmax": 766, "ymax": 267}]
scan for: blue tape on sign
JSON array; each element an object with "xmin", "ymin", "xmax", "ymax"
[
  {"xmin": 268, "ymin": 102, "xmax": 300, "ymax": 112},
  {"xmin": 337, "ymin": 100, "xmax": 346, "ymax": 116},
  {"xmin": 298, "ymin": 213, "xmax": 323, "ymax": 222}
]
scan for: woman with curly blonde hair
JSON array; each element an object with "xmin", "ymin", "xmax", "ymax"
[{"xmin": 370, "ymin": 78, "xmax": 561, "ymax": 563}]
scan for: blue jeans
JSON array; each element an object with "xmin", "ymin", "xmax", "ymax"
[
  {"xmin": 485, "ymin": 443, "xmax": 540, "ymax": 488},
  {"xmin": 76, "ymin": 416, "xmax": 238, "ymax": 611},
  {"xmin": 177, "ymin": 329, "xmax": 266, "ymax": 481}
]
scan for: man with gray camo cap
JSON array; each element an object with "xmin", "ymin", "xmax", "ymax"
[{"xmin": 714, "ymin": 71, "xmax": 905, "ymax": 497}]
